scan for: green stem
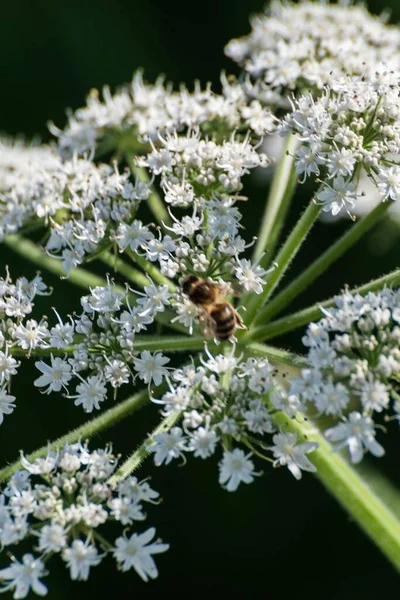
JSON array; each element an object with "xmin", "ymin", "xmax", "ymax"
[
  {"xmin": 248, "ymin": 267, "xmax": 400, "ymax": 342},
  {"xmin": 246, "ymin": 342, "xmax": 308, "ymax": 368},
  {"xmin": 3, "ymin": 235, "xmax": 110, "ymax": 291},
  {"xmin": 252, "ymin": 133, "xmax": 299, "ymax": 265},
  {"xmin": 0, "ymin": 389, "xmax": 149, "ymax": 483},
  {"xmin": 108, "ymin": 411, "xmax": 181, "ymax": 485},
  {"xmin": 271, "ymin": 410, "xmax": 400, "ymax": 573},
  {"xmin": 133, "ymin": 334, "xmax": 203, "ymax": 353},
  {"xmin": 125, "ymin": 248, "xmax": 176, "ymax": 293},
  {"xmin": 244, "ymin": 199, "xmax": 322, "ymax": 327},
  {"xmin": 11, "ymin": 345, "xmax": 78, "ymax": 357},
  {"xmin": 131, "ymin": 163, "xmax": 171, "ymax": 226},
  {"xmin": 254, "ymin": 200, "xmax": 390, "ymax": 326},
  {"xmin": 99, "ymin": 250, "xmax": 149, "ymax": 288},
  {"xmin": 11, "ymin": 335, "xmax": 205, "ymax": 357},
  {"xmin": 4, "ymin": 234, "xmax": 186, "ymax": 336}
]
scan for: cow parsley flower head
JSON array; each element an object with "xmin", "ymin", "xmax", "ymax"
[
  {"xmin": 281, "ymin": 66, "xmax": 400, "ymax": 216},
  {"xmin": 225, "ymin": 0, "xmax": 400, "ymax": 106},
  {"xmin": 0, "ymin": 270, "xmax": 52, "ymax": 425},
  {"xmin": 290, "ymin": 286, "xmax": 400, "ymax": 463},
  {"xmin": 148, "ymin": 350, "xmax": 315, "ymax": 489},
  {"xmin": 0, "ymin": 441, "xmax": 168, "ymax": 596},
  {"xmin": 50, "ymin": 72, "xmax": 275, "ymax": 158}
]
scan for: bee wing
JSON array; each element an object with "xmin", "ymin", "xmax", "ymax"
[
  {"xmin": 230, "ymin": 281, "xmax": 245, "ymax": 298},
  {"xmin": 214, "ymin": 280, "xmax": 243, "ymax": 299},
  {"xmin": 198, "ymin": 308, "xmax": 216, "ymax": 339}
]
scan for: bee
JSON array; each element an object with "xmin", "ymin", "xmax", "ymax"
[{"xmin": 181, "ymin": 275, "xmax": 246, "ymax": 341}]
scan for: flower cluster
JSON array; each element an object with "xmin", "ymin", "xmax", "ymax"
[
  {"xmin": 0, "ymin": 271, "xmax": 51, "ymax": 425},
  {"xmin": 0, "ymin": 441, "xmax": 168, "ymax": 598},
  {"xmin": 135, "ymin": 125, "xmax": 273, "ymax": 285},
  {"xmin": 0, "ymin": 83, "xmax": 275, "ymax": 284},
  {"xmin": 281, "ymin": 66, "xmax": 400, "ymax": 216},
  {"xmin": 290, "ymin": 287, "xmax": 400, "ymax": 463},
  {"xmin": 148, "ymin": 349, "xmax": 317, "ymax": 490},
  {"xmin": 225, "ymin": 0, "xmax": 400, "ymax": 106},
  {"xmin": 34, "ymin": 280, "xmax": 171, "ymax": 412},
  {"xmin": 0, "ymin": 139, "xmax": 60, "ymax": 239},
  {"xmin": 0, "ymin": 142, "xmax": 152, "ymax": 271},
  {"xmin": 50, "ymin": 72, "xmax": 276, "ymax": 158}
]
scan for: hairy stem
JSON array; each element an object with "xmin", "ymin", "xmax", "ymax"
[
  {"xmin": 271, "ymin": 409, "xmax": 400, "ymax": 573},
  {"xmin": 247, "ymin": 267, "xmax": 400, "ymax": 342},
  {"xmin": 254, "ymin": 201, "xmax": 390, "ymax": 325},
  {"xmin": 108, "ymin": 411, "xmax": 181, "ymax": 485},
  {"xmin": 0, "ymin": 389, "xmax": 150, "ymax": 482},
  {"xmin": 246, "ymin": 342, "xmax": 308, "ymax": 368},
  {"xmin": 3, "ymin": 235, "xmax": 111, "ymax": 291},
  {"xmin": 244, "ymin": 199, "xmax": 322, "ymax": 327},
  {"xmin": 11, "ymin": 334, "xmax": 205, "ymax": 357}
]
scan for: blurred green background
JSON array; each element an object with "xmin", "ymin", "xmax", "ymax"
[{"xmin": 2, "ymin": 0, "xmax": 400, "ymax": 597}]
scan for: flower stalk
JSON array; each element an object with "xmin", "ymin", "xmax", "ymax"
[
  {"xmin": 254, "ymin": 200, "xmax": 391, "ymax": 325},
  {"xmin": 244, "ymin": 199, "xmax": 322, "ymax": 327},
  {"xmin": 252, "ymin": 133, "xmax": 299, "ymax": 265},
  {"xmin": 0, "ymin": 389, "xmax": 150, "ymax": 483},
  {"xmin": 247, "ymin": 267, "xmax": 400, "ymax": 342},
  {"xmin": 271, "ymin": 409, "xmax": 400, "ymax": 573},
  {"xmin": 108, "ymin": 411, "xmax": 181, "ymax": 485}
]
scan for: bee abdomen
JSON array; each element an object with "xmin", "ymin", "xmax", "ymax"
[{"xmin": 211, "ymin": 304, "xmax": 236, "ymax": 339}]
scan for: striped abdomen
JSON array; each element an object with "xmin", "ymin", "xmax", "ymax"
[{"xmin": 210, "ymin": 302, "xmax": 236, "ymax": 340}]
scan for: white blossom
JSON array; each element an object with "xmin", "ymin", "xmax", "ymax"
[
  {"xmin": 113, "ymin": 528, "xmax": 169, "ymax": 580},
  {"xmin": 218, "ymin": 449, "xmax": 256, "ymax": 492}
]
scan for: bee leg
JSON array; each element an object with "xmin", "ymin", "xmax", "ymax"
[{"xmin": 234, "ymin": 312, "xmax": 247, "ymax": 330}]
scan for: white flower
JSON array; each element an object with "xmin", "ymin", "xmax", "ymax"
[
  {"xmin": 117, "ymin": 478, "xmax": 159, "ymax": 504},
  {"xmin": 62, "ymin": 539, "xmax": 103, "ymax": 581},
  {"xmin": 0, "ymin": 389, "xmax": 16, "ymax": 424},
  {"xmin": 113, "ymin": 528, "xmax": 169, "ymax": 581},
  {"xmin": 20, "ymin": 450, "xmax": 58, "ymax": 475},
  {"xmin": 136, "ymin": 283, "xmax": 171, "ymax": 314},
  {"xmin": 149, "ymin": 427, "xmax": 187, "ymax": 466},
  {"xmin": 234, "ymin": 259, "xmax": 268, "ymax": 294},
  {"xmin": 359, "ymin": 380, "xmax": 390, "ymax": 413},
  {"xmin": 312, "ymin": 381, "xmax": 350, "ymax": 416},
  {"xmin": 9, "ymin": 490, "xmax": 36, "ymax": 519},
  {"xmin": 271, "ymin": 432, "xmax": 318, "ymax": 480},
  {"xmin": 188, "ymin": 427, "xmax": 219, "ymax": 459},
  {"xmin": 325, "ymin": 412, "xmax": 385, "ymax": 463},
  {"xmin": 226, "ymin": 1, "xmax": 400, "ymax": 101},
  {"xmin": 69, "ymin": 375, "xmax": 107, "ymax": 412},
  {"xmin": 38, "ymin": 524, "xmax": 67, "ymax": 554},
  {"xmin": 133, "ymin": 351, "xmax": 170, "ymax": 386},
  {"xmin": 49, "ymin": 311, "xmax": 74, "ymax": 348},
  {"xmin": 377, "ymin": 166, "xmax": 400, "ymax": 201},
  {"xmin": 0, "ymin": 554, "xmax": 48, "ymax": 598},
  {"xmin": 317, "ymin": 177, "xmax": 358, "ymax": 217},
  {"xmin": 108, "ymin": 497, "xmax": 145, "ymax": 525},
  {"xmin": 13, "ymin": 320, "xmax": 49, "ymax": 352},
  {"xmin": 104, "ymin": 359, "xmax": 130, "ymax": 388},
  {"xmin": 0, "ymin": 350, "xmax": 19, "ymax": 385},
  {"xmin": 218, "ymin": 449, "xmax": 256, "ymax": 492},
  {"xmin": 34, "ymin": 356, "xmax": 72, "ymax": 394},
  {"xmin": 244, "ymin": 399, "xmax": 274, "ymax": 434}
]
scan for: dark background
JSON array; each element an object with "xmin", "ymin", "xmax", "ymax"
[{"xmin": 1, "ymin": 1, "xmax": 400, "ymax": 597}]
